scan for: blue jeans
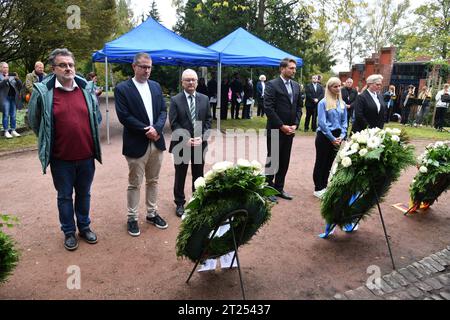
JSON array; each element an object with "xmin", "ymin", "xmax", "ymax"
[
  {"xmin": 2, "ymin": 96, "xmax": 16, "ymax": 131},
  {"xmin": 50, "ymin": 158, "xmax": 95, "ymax": 235}
]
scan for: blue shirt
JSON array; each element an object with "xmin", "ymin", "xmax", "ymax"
[{"xmin": 317, "ymin": 98, "xmax": 347, "ymax": 141}]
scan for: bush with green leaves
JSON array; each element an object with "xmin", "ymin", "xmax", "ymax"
[{"xmin": 0, "ymin": 214, "xmax": 20, "ymax": 284}]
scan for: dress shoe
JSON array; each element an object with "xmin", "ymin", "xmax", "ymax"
[
  {"xmin": 64, "ymin": 233, "xmax": 78, "ymax": 251},
  {"xmin": 276, "ymin": 190, "xmax": 293, "ymax": 200},
  {"xmin": 267, "ymin": 195, "xmax": 278, "ymax": 203},
  {"xmin": 175, "ymin": 204, "xmax": 185, "ymax": 217},
  {"xmin": 79, "ymin": 228, "xmax": 98, "ymax": 244}
]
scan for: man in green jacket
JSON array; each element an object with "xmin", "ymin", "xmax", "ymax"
[{"xmin": 28, "ymin": 48, "xmax": 102, "ymax": 251}]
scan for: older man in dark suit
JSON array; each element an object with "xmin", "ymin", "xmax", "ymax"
[
  {"xmin": 304, "ymin": 75, "xmax": 324, "ymax": 132},
  {"xmin": 264, "ymin": 58, "xmax": 303, "ymax": 202},
  {"xmin": 352, "ymin": 74, "xmax": 387, "ymax": 133},
  {"xmin": 169, "ymin": 69, "xmax": 212, "ymax": 217},
  {"xmin": 114, "ymin": 52, "xmax": 168, "ymax": 237}
]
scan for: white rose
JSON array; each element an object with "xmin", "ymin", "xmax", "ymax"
[
  {"xmin": 357, "ymin": 135, "xmax": 368, "ymax": 145},
  {"xmin": 391, "ymin": 135, "xmax": 400, "ymax": 142},
  {"xmin": 367, "ymin": 136, "xmax": 381, "ymax": 149},
  {"xmin": 250, "ymin": 160, "xmax": 263, "ymax": 171},
  {"xmin": 204, "ymin": 170, "xmax": 215, "ymax": 182},
  {"xmin": 341, "ymin": 157, "xmax": 352, "ymax": 167},
  {"xmin": 237, "ymin": 158, "xmax": 252, "ymax": 167},
  {"xmin": 359, "ymin": 148, "xmax": 368, "ymax": 157},
  {"xmin": 194, "ymin": 177, "xmax": 206, "ymax": 189},
  {"xmin": 351, "ymin": 143, "xmax": 360, "ymax": 151},
  {"xmin": 419, "ymin": 166, "xmax": 428, "ymax": 173},
  {"xmin": 212, "ymin": 161, "xmax": 234, "ymax": 172},
  {"xmin": 351, "ymin": 132, "xmax": 360, "ymax": 141}
]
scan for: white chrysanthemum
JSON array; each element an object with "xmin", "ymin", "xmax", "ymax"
[
  {"xmin": 204, "ymin": 170, "xmax": 215, "ymax": 182},
  {"xmin": 359, "ymin": 148, "xmax": 368, "ymax": 157},
  {"xmin": 237, "ymin": 158, "xmax": 252, "ymax": 167},
  {"xmin": 212, "ymin": 161, "xmax": 234, "ymax": 172},
  {"xmin": 351, "ymin": 143, "xmax": 360, "ymax": 151},
  {"xmin": 194, "ymin": 177, "xmax": 206, "ymax": 189},
  {"xmin": 419, "ymin": 166, "xmax": 428, "ymax": 173},
  {"xmin": 341, "ymin": 157, "xmax": 352, "ymax": 167},
  {"xmin": 367, "ymin": 136, "xmax": 381, "ymax": 149},
  {"xmin": 391, "ymin": 135, "xmax": 400, "ymax": 142}
]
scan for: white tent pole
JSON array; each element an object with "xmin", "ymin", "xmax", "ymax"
[
  {"xmin": 217, "ymin": 62, "xmax": 222, "ymax": 132},
  {"xmin": 105, "ymin": 57, "xmax": 110, "ymax": 145}
]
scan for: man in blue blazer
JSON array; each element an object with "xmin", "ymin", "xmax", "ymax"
[
  {"xmin": 114, "ymin": 52, "xmax": 168, "ymax": 237},
  {"xmin": 169, "ymin": 69, "xmax": 212, "ymax": 217},
  {"xmin": 264, "ymin": 58, "xmax": 303, "ymax": 202}
]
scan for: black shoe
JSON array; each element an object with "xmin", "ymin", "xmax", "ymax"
[
  {"xmin": 277, "ymin": 190, "xmax": 293, "ymax": 200},
  {"xmin": 64, "ymin": 233, "xmax": 78, "ymax": 251},
  {"xmin": 267, "ymin": 195, "xmax": 278, "ymax": 203},
  {"xmin": 146, "ymin": 213, "xmax": 168, "ymax": 229},
  {"xmin": 127, "ymin": 220, "xmax": 140, "ymax": 237},
  {"xmin": 175, "ymin": 205, "xmax": 185, "ymax": 217},
  {"xmin": 79, "ymin": 228, "xmax": 98, "ymax": 244}
]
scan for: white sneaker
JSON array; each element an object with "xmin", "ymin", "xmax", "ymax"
[
  {"xmin": 313, "ymin": 188, "xmax": 327, "ymax": 199},
  {"xmin": 11, "ymin": 130, "xmax": 20, "ymax": 137},
  {"xmin": 4, "ymin": 131, "xmax": 12, "ymax": 139}
]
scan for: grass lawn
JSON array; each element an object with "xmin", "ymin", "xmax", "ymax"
[
  {"xmin": 213, "ymin": 106, "xmax": 449, "ymax": 140},
  {"xmin": 0, "ymin": 109, "xmax": 37, "ymax": 153},
  {"xmin": 0, "ymin": 131, "xmax": 37, "ymax": 153}
]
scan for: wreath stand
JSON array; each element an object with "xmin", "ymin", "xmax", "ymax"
[
  {"xmin": 325, "ymin": 188, "xmax": 396, "ymax": 270},
  {"xmin": 186, "ymin": 209, "xmax": 249, "ymax": 300}
]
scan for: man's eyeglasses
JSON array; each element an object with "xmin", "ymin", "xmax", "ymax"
[
  {"xmin": 137, "ymin": 65, "xmax": 152, "ymax": 70},
  {"xmin": 54, "ymin": 63, "xmax": 75, "ymax": 69},
  {"xmin": 182, "ymin": 78, "xmax": 197, "ymax": 83}
]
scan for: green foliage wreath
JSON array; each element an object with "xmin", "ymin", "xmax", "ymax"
[
  {"xmin": 176, "ymin": 160, "xmax": 276, "ymax": 262},
  {"xmin": 409, "ymin": 141, "xmax": 450, "ymax": 210},
  {"xmin": 321, "ymin": 128, "xmax": 415, "ymax": 226},
  {"xmin": 0, "ymin": 214, "xmax": 19, "ymax": 284}
]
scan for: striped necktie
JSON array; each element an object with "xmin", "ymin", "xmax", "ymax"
[{"xmin": 189, "ymin": 95, "xmax": 196, "ymax": 125}]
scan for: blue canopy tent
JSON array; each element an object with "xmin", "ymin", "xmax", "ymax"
[
  {"xmin": 207, "ymin": 27, "xmax": 303, "ymax": 129},
  {"xmin": 92, "ymin": 17, "xmax": 219, "ymax": 142}
]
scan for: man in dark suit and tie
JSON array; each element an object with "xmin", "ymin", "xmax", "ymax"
[
  {"xmin": 352, "ymin": 74, "xmax": 387, "ymax": 133},
  {"xmin": 264, "ymin": 58, "xmax": 303, "ymax": 202},
  {"xmin": 169, "ymin": 69, "xmax": 212, "ymax": 217},
  {"xmin": 114, "ymin": 52, "xmax": 168, "ymax": 237},
  {"xmin": 304, "ymin": 75, "xmax": 324, "ymax": 132},
  {"xmin": 341, "ymin": 77, "xmax": 358, "ymax": 126}
]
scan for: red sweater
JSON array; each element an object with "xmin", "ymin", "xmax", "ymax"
[{"xmin": 52, "ymin": 88, "xmax": 94, "ymax": 161}]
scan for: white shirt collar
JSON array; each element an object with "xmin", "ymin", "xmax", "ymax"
[
  {"xmin": 184, "ymin": 90, "xmax": 196, "ymax": 99},
  {"xmin": 55, "ymin": 77, "xmax": 78, "ymax": 91},
  {"xmin": 280, "ymin": 76, "xmax": 291, "ymax": 84}
]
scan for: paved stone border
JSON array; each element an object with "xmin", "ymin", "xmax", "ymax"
[{"xmin": 335, "ymin": 245, "xmax": 450, "ymax": 300}]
